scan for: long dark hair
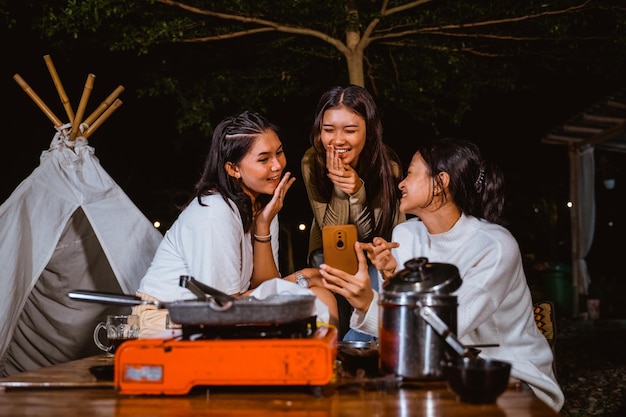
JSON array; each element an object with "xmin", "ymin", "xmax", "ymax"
[
  {"xmin": 309, "ymin": 85, "xmax": 402, "ymax": 240},
  {"xmin": 190, "ymin": 111, "xmax": 280, "ymax": 232},
  {"xmin": 416, "ymin": 137, "xmax": 506, "ymax": 225}
]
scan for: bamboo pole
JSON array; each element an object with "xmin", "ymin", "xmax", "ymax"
[
  {"xmin": 83, "ymin": 99, "xmax": 123, "ymax": 138},
  {"xmin": 43, "ymin": 54, "xmax": 75, "ymax": 122},
  {"xmin": 69, "ymin": 73, "xmax": 96, "ymax": 142},
  {"xmin": 13, "ymin": 73, "xmax": 63, "ymax": 128},
  {"xmin": 82, "ymin": 85, "xmax": 125, "ymax": 128}
]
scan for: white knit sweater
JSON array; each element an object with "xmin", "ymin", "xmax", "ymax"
[
  {"xmin": 138, "ymin": 194, "xmax": 279, "ymax": 301},
  {"xmin": 350, "ymin": 214, "xmax": 564, "ymax": 412}
]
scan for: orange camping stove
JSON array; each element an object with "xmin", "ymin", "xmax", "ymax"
[{"xmin": 113, "ymin": 325, "xmax": 338, "ymax": 395}]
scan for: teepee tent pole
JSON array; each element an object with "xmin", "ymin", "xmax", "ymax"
[
  {"xmin": 69, "ymin": 74, "xmax": 95, "ymax": 142},
  {"xmin": 84, "ymin": 99, "xmax": 123, "ymax": 139},
  {"xmin": 43, "ymin": 55, "xmax": 75, "ymax": 122},
  {"xmin": 13, "ymin": 74, "xmax": 64, "ymax": 128},
  {"xmin": 82, "ymin": 85, "xmax": 125, "ymax": 129}
]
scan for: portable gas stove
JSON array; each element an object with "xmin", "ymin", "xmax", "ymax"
[{"xmin": 113, "ymin": 316, "xmax": 338, "ymax": 395}]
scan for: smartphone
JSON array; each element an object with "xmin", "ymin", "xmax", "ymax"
[{"xmin": 322, "ymin": 224, "xmax": 359, "ymax": 274}]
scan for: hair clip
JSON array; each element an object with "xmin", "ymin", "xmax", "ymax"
[{"xmin": 475, "ymin": 169, "xmax": 485, "ymax": 188}]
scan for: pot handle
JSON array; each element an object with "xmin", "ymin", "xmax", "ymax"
[
  {"xmin": 179, "ymin": 275, "xmax": 234, "ymax": 310},
  {"xmin": 417, "ymin": 303, "xmax": 476, "ymax": 359},
  {"xmin": 67, "ymin": 290, "xmax": 160, "ymax": 308}
]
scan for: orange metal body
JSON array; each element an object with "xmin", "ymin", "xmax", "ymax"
[{"xmin": 114, "ymin": 326, "xmax": 338, "ymax": 395}]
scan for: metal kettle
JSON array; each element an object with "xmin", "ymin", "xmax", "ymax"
[{"xmin": 379, "ymin": 257, "xmax": 462, "ymax": 380}]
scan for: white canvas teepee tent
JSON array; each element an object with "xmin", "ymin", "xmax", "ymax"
[{"xmin": 0, "ymin": 57, "xmax": 163, "ymax": 376}]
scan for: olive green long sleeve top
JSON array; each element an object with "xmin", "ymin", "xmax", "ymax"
[{"xmin": 301, "ymin": 146, "xmax": 405, "ymax": 258}]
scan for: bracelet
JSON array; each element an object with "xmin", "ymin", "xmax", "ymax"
[
  {"xmin": 254, "ymin": 235, "xmax": 272, "ymax": 243},
  {"xmin": 253, "ymin": 233, "xmax": 271, "ymax": 239}
]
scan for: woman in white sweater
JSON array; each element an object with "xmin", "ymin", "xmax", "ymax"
[
  {"xmin": 135, "ymin": 112, "xmax": 337, "ymax": 336},
  {"xmin": 319, "ymin": 137, "xmax": 564, "ymax": 412}
]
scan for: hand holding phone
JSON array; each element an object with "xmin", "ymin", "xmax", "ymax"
[{"xmin": 322, "ymin": 225, "xmax": 358, "ymax": 274}]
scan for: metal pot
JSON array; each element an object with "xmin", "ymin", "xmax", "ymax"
[{"xmin": 379, "ymin": 257, "xmax": 462, "ymax": 380}]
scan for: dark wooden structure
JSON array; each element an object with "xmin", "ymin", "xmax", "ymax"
[{"xmin": 542, "ymin": 88, "xmax": 626, "ymax": 316}]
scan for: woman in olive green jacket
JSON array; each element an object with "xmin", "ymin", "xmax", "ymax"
[{"xmin": 301, "ymin": 85, "xmax": 405, "ymax": 340}]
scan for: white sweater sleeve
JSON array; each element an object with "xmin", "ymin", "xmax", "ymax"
[{"xmin": 349, "ymin": 291, "xmax": 380, "ymax": 337}]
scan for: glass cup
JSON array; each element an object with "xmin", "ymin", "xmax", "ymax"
[{"xmin": 93, "ymin": 314, "xmax": 140, "ymax": 355}]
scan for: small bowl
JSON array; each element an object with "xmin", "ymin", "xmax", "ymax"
[
  {"xmin": 442, "ymin": 357, "xmax": 512, "ymax": 404},
  {"xmin": 337, "ymin": 340, "xmax": 379, "ymax": 376}
]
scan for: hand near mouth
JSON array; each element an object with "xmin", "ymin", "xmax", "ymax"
[
  {"xmin": 255, "ymin": 172, "xmax": 295, "ymax": 233},
  {"xmin": 326, "ymin": 144, "xmax": 346, "ymax": 173},
  {"xmin": 326, "ymin": 145, "xmax": 363, "ymax": 196}
]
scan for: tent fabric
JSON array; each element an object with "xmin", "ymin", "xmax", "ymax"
[
  {"xmin": 0, "ymin": 133, "xmax": 163, "ymax": 376},
  {"xmin": 570, "ymin": 147, "xmax": 595, "ymax": 296}
]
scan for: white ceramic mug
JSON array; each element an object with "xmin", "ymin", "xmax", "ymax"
[{"xmin": 93, "ymin": 314, "xmax": 140, "ymax": 354}]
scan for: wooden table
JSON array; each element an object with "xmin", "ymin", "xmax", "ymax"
[{"xmin": 0, "ymin": 355, "xmax": 560, "ymax": 416}]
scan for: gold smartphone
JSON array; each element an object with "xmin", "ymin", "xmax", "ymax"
[{"xmin": 322, "ymin": 224, "xmax": 358, "ymax": 274}]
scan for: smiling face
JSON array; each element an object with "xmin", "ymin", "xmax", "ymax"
[
  {"xmin": 398, "ymin": 152, "xmax": 435, "ymax": 216},
  {"xmin": 231, "ymin": 129, "xmax": 286, "ymax": 200},
  {"xmin": 320, "ymin": 105, "xmax": 366, "ymax": 168}
]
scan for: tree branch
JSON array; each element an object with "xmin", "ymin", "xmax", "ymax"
[
  {"xmin": 384, "ymin": 0, "xmax": 434, "ymax": 16},
  {"xmin": 155, "ymin": 0, "xmax": 350, "ymax": 54},
  {"xmin": 360, "ymin": 0, "xmax": 434, "ymax": 50},
  {"xmin": 180, "ymin": 27, "xmax": 274, "ymax": 42},
  {"xmin": 381, "ymin": 41, "xmax": 509, "ymax": 58},
  {"xmin": 408, "ymin": 31, "xmax": 609, "ymax": 42},
  {"xmin": 370, "ymin": 0, "xmax": 592, "ymax": 42}
]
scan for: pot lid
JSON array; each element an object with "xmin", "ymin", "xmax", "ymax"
[{"xmin": 383, "ymin": 257, "xmax": 461, "ymax": 295}]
